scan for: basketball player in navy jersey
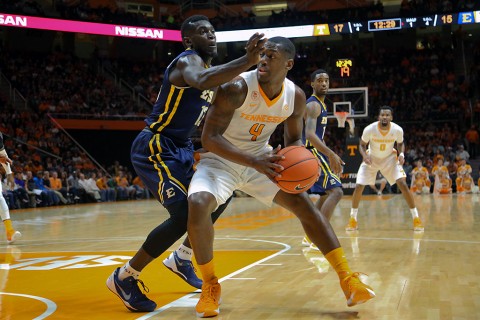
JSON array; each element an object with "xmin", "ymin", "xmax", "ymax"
[
  {"xmin": 301, "ymin": 69, "xmax": 344, "ymax": 248},
  {"xmin": 187, "ymin": 37, "xmax": 374, "ymax": 318},
  {"xmin": 106, "ymin": 15, "xmax": 267, "ymax": 312}
]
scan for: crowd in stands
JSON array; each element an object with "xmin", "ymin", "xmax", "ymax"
[
  {"xmin": 0, "ymin": 50, "xmax": 149, "ymax": 117},
  {"xmin": 1, "ymin": 1, "xmax": 480, "ymax": 209}
]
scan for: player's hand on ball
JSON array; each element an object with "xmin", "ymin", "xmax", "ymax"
[{"xmin": 252, "ymin": 145, "xmax": 284, "ymax": 181}]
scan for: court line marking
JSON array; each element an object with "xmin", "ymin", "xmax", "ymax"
[
  {"xmin": 136, "ymin": 237, "xmax": 291, "ymax": 319},
  {"xmin": 0, "ymin": 292, "xmax": 57, "ymax": 319},
  {"xmin": 207, "ymin": 235, "xmax": 480, "ymax": 245},
  {"xmin": 4, "ymin": 233, "xmax": 480, "ymax": 253}
]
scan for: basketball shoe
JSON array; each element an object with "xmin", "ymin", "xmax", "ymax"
[
  {"xmin": 340, "ymin": 272, "xmax": 376, "ymax": 307},
  {"xmin": 345, "ymin": 217, "xmax": 358, "ymax": 231},
  {"xmin": 7, "ymin": 230, "xmax": 21, "ymax": 245},
  {"xmin": 196, "ymin": 280, "xmax": 221, "ymax": 318},
  {"xmin": 413, "ymin": 217, "xmax": 424, "ymax": 232},
  {"xmin": 163, "ymin": 251, "xmax": 202, "ymax": 289},
  {"xmin": 106, "ymin": 267, "xmax": 157, "ymax": 312}
]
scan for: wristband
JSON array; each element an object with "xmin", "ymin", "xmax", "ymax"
[{"xmin": 5, "ymin": 163, "xmax": 12, "ymax": 175}]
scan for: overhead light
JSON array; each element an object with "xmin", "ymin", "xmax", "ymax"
[{"xmin": 253, "ymin": 2, "xmax": 288, "ymax": 16}]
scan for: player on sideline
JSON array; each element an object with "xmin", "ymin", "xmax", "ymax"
[
  {"xmin": 0, "ymin": 133, "xmax": 22, "ymax": 244},
  {"xmin": 187, "ymin": 37, "xmax": 375, "ymax": 318},
  {"xmin": 301, "ymin": 69, "xmax": 344, "ymax": 249},
  {"xmin": 345, "ymin": 106, "xmax": 424, "ymax": 232},
  {"xmin": 106, "ymin": 15, "xmax": 267, "ymax": 312}
]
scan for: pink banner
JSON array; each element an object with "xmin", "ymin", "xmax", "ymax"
[{"xmin": 0, "ymin": 13, "xmax": 182, "ymax": 42}]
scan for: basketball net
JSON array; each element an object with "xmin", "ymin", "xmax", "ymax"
[{"xmin": 334, "ymin": 112, "xmax": 349, "ymax": 128}]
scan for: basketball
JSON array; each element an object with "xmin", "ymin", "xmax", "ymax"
[{"xmin": 274, "ymin": 146, "xmax": 320, "ymax": 194}]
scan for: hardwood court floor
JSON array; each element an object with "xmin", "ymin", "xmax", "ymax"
[{"xmin": 1, "ymin": 193, "xmax": 480, "ymax": 319}]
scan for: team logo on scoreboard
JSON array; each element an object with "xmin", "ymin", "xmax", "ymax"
[{"xmin": 313, "ymin": 24, "xmax": 330, "ymax": 36}]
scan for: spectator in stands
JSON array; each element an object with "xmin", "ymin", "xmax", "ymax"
[
  {"xmin": 35, "ymin": 171, "xmax": 59, "ymax": 206},
  {"xmin": 455, "ymin": 144, "xmax": 470, "ymax": 161},
  {"xmin": 44, "ymin": 171, "xmax": 67, "ymax": 204},
  {"xmin": 115, "ymin": 170, "xmax": 135, "ymax": 200},
  {"xmin": 50, "ymin": 171, "xmax": 69, "ymax": 203},
  {"xmin": 26, "ymin": 170, "xmax": 45, "ymax": 207},
  {"xmin": 78, "ymin": 173, "xmax": 101, "ymax": 202},
  {"xmin": 67, "ymin": 171, "xmax": 84, "ymax": 203},
  {"xmin": 13, "ymin": 172, "xmax": 30, "ymax": 208},
  {"xmin": 132, "ymin": 174, "xmax": 149, "ymax": 199},
  {"xmin": 96, "ymin": 171, "xmax": 116, "ymax": 202}
]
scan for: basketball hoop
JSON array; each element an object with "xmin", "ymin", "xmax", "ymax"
[{"xmin": 334, "ymin": 112, "xmax": 349, "ymax": 128}]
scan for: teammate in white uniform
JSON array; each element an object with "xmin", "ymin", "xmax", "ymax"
[
  {"xmin": 0, "ymin": 133, "xmax": 22, "ymax": 244},
  {"xmin": 345, "ymin": 106, "xmax": 424, "ymax": 232},
  {"xmin": 187, "ymin": 37, "xmax": 375, "ymax": 318}
]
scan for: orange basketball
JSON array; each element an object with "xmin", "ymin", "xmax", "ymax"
[{"xmin": 274, "ymin": 146, "xmax": 320, "ymax": 194}]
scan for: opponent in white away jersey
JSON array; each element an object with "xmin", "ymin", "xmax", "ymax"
[{"xmin": 361, "ymin": 121, "xmax": 404, "ymax": 160}]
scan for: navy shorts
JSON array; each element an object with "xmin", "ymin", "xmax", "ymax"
[
  {"xmin": 309, "ymin": 149, "xmax": 342, "ymax": 195},
  {"xmin": 131, "ymin": 128, "xmax": 194, "ymax": 206}
]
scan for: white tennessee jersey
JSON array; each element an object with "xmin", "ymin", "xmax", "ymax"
[
  {"xmin": 361, "ymin": 121, "xmax": 403, "ymax": 159},
  {"xmin": 222, "ymin": 70, "xmax": 296, "ymax": 155}
]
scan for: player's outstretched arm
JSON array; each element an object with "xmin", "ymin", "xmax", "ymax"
[
  {"xmin": 179, "ymin": 33, "xmax": 267, "ymax": 90},
  {"xmin": 201, "ymin": 78, "xmax": 283, "ymax": 179}
]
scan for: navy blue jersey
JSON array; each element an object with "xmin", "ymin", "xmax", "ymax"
[
  {"xmin": 303, "ymin": 94, "xmax": 327, "ymax": 147},
  {"xmin": 145, "ymin": 49, "xmax": 214, "ymax": 145},
  {"xmin": 303, "ymin": 95, "xmax": 341, "ymax": 194}
]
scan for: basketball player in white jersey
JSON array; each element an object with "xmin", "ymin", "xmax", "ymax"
[
  {"xmin": 187, "ymin": 37, "xmax": 375, "ymax": 318},
  {"xmin": 0, "ymin": 132, "xmax": 22, "ymax": 244},
  {"xmin": 345, "ymin": 106, "xmax": 424, "ymax": 232}
]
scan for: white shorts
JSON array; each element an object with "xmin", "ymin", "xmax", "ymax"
[
  {"xmin": 188, "ymin": 153, "xmax": 280, "ymax": 208},
  {"xmin": 356, "ymin": 153, "xmax": 406, "ymax": 186}
]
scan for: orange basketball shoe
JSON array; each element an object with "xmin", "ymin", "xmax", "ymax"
[
  {"xmin": 196, "ymin": 280, "xmax": 221, "ymax": 318},
  {"xmin": 340, "ymin": 272, "xmax": 375, "ymax": 307},
  {"xmin": 345, "ymin": 217, "xmax": 358, "ymax": 231},
  {"xmin": 413, "ymin": 217, "xmax": 424, "ymax": 232}
]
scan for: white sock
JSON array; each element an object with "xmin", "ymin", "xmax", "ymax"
[
  {"xmin": 118, "ymin": 261, "xmax": 140, "ymax": 280},
  {"xmin": 350, "ymin": 208, "xmax": 358, "ymax": 220},
  {"xmin": 176, "ymin": 244, "xmax": 193, "ymax": 261},
  {"xmin": 410, "ymin": 208, "xmax": 419, "ymax": 219}
]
